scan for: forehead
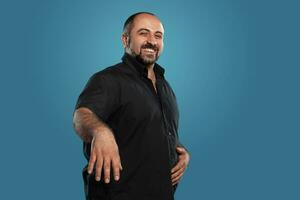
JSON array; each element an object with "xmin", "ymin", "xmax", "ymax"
[{"xmin": 132, "ymin": 14, "xmax": 164, "ymax": 33}]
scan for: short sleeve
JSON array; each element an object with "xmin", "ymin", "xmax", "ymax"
[{"xmin": 75, "ymin": 72, "xmax": 120, "ymax": 121}]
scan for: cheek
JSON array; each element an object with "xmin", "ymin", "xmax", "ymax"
[
  {"xmin": 159, "ymin": 42, "xmax": 164, "ymax": 52},
  {"xmin": 130, "ymin": 39, "xmax": 144, "ymax": 51}
]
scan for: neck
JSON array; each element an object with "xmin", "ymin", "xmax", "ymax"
[
  {"xmin": 146, "ymin": 63, "xmax": 155, "ymax": 70},
  {"xmin": 147, "ymin": 65, "xmax": 156, "ymax": 80}
]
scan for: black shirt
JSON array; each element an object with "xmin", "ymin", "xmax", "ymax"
[{"xmin": 75, "ymin": 53, "xmax": 183, "ymax": 200}]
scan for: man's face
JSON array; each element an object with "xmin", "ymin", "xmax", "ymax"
[{"xmin": 122, "ymin": 14, "xmax": 164, "ymax": 66}]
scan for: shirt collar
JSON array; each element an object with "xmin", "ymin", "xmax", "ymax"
[{"xmin": 121, "ymin": 53, "xmax": 165, "ymax": 79}]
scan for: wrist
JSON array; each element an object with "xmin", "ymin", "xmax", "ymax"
[{"xmin": 92, "ymin": 126, "xmax": 112, "ymax": 138}]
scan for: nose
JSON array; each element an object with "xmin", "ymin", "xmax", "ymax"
[{"xmin": 147, "ymin": 34, "xmax": 157, "ymax": 46}]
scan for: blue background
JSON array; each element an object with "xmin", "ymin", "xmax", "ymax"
[{"xmin": 1, "ymin": 0, "xmax": 299, "ymax": 199}]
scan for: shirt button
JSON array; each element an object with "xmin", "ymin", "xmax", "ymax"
[{"xmin": 168, "ymin": 132, "xmax": 172, "ymax": 136}]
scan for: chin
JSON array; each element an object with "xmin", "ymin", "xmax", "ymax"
[
  {"xmin": 140, "ymin": 56, "xmax": 157, "ymax": 65},
  {"xmin": 141, "ymin": 53, "xmax": 159, "ymax": 64}
]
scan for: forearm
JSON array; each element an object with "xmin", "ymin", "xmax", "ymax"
[{"xmin": 73, "ymin": 107, "xmax": 110, "ymax": 143}]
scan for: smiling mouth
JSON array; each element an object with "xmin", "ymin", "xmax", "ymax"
[{"xmin": 142, "ymin": 48, "xmax": 156, "ymax": 53}]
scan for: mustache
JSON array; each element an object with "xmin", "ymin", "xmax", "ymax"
[{"xmin": 141, "ymin": 43, "xmax": 159, "ymax": 51}]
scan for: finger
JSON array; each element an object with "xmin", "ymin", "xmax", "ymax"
[
  {"xmin": 171, "ymin": 161, "xmax": 184, "ymax": 173},
  {"xmin": 172, "ymin": 177, "xmax": 181, "ymax": 186},
  {"xmin": 171, "ymin": 171, "xmax": 184, "ymax": 184},
  {"xmin": 172, "ymin": 172, "xmax": 183, "ymax": 184},
  {"xmin": 112, "ymin": 157, "xmax": 121, "ymax": 181},
  {"xmin": 171, "ymin": 165, "xmax": 185, "ymax": 182},
  {"xmin": 176, "ymin": 147, "xmax": 186, "ymax": 153},
  {"xmin": 172, "ymin": 174, "xmax": 182, "ymax": 185},
  {"xmin": 95, "ymin": 158, "xmax": 103, "ymax": 181},
  {"xmin": 172, "ymin": 174, "xmax": 183, "ymax": 183},
  {"xmin": 171, "ymin": 161, "xmax": 181, "ymax": 173},
  {"xmin": 88, "ymin": 152, "xmax": 96, "ymax": 174},
  {"xmin": 103, "ymin": 158, "xmax": 111, "ymax": 184},
  {"xmin": 171, "ymin": 166, "xmax": 185, "ymax": 179}
]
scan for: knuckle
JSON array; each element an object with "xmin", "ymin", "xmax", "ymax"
[
  {"xmin": 96, "ymin": 164, "xmax": 103, "ymax": 170},
  {"xmin": 89, "ymin": 160, "xmax": 95, "ymax": 165},
  {"xmin": 96, "ymin": 159, "xmax": 103, "ymax": 166},
  {"xmin": 112, "ymin": 160, "xmax": 120, "ymax": 167},
  {"xmin": 104, "ymin": 161, "xmax": 111, "ymax": 167},
  {"xmin": 90, "ymin": 154, "xmax": 96, "ymax": 160},
  {"xmin": 104, "ymin": 166, "xmax": 110, "ymax": 171},
  {"xmin": 103, "ymin": 158, "xmax": 111, "ymax": 165}
]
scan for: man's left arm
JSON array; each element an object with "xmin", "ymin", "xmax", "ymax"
[{"xmin": 171, "ymin": 142, "xmax": 190, "ymax": 185}]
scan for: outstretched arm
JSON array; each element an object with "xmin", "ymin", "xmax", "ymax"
[{"xmin": 73, "ymin": 107, "xmax": 122, "ymax": 183}]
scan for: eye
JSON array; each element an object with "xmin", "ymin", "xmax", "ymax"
[
  {"xmin": 139, "ymin": 32, "xmax": 148, "ymax": 36},
  {"xmin": 155, "ymin": 34, "xmax": 162, "ymax": 39}
]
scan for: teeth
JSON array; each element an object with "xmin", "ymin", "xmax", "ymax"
[{"xmin": 143, "ymin": 48, "xmax": 155, "ymax": 52}]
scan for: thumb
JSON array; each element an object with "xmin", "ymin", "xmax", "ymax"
[{"xmin": 176, "ymin": 146, "xmax": 185, "ymax": 153}]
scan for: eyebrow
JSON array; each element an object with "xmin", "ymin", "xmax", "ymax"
[{"xmin": 137, "ymin": 28, "xmax": 163, "ymax": 35}]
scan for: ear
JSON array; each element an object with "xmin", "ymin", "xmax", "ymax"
[{"xmin": 121, "ymin": 33, "xmax": 129, "ymax": 48}]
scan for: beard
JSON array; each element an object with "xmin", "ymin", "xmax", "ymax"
[{"xmin": 129, "ymin": 40, "xmax": 160, "ymax": 65}]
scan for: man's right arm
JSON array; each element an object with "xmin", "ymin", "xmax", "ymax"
[
  {"xmin": 73, "ymin": 107, "xmax": 110, "ymax": 142},
  {"xmin": 73, "ymin": 107, "xmax": 122, "ymax": 183}
]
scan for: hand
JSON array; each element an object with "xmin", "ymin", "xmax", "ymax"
[
  {"xmin": 88, "ymin": 128, "xmax": 123, "ymax": 183},
  {"xmin": 171, "ymin": 146, "xmax": 190, "ymax": 185}
]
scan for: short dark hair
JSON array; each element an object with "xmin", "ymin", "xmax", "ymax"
[{"xmin": 123, "ymin": 12, "xmax": 157, "ymax": 36}]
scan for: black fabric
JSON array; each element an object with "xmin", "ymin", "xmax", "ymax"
[{"xmin": 75, "ymin": 53, "xmax": 183, "ymax": 200}]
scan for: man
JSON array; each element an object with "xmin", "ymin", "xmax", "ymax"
[{"xmin": 73, "ymin": 12, "xmax": 190, "ymax": 200}]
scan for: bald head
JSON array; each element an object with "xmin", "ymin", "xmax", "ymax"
[{"xmin": 123, "ymin": 12, "xmax": 163, "ymax": 36}]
